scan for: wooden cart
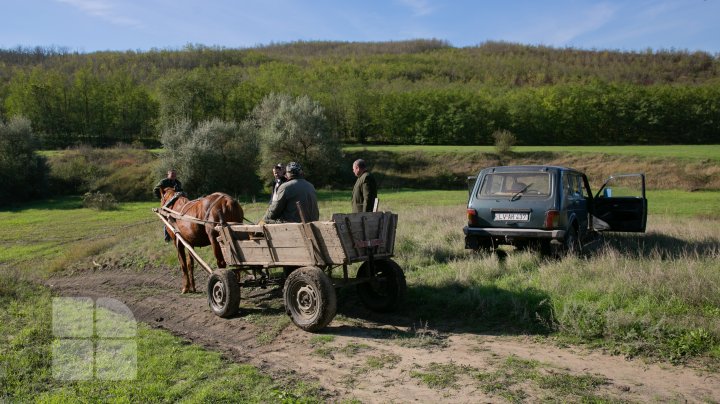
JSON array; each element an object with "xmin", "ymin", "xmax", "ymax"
[{"xmin": 153, "ymin": 208, "xmax": 406, "ymax": 331}]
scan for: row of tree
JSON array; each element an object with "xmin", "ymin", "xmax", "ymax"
[
  {"xmin": 1, "ymin": 41, "xmax": 718, "ymax": 147},
  {"xmin": 1, "ymin": 94, "xmax": 341, "ymax": 205}
]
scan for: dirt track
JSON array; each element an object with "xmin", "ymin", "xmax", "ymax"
[{"xmin": 47, "ymin": 266, "xmax": 720, "ymax": 403}]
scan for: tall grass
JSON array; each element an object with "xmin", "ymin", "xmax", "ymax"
[{"xmin": 390, "ymin": 203, "xmax": 720, "ymax": 364}]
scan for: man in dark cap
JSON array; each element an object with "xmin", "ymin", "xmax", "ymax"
[{"xmin": 263, "ymin": 162, "xmax": 319, "ymax": 223}]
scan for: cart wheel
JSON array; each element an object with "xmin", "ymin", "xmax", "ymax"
[
  {"xmin": 283, "ymin": 266, "xmax": 337, "ymax": 332},
  {"xmin": 356, "ymin": 259, "xmax": 407, "ymax": 312},
  {"xmin": 207, "ymin": 268, "xmax": 240, "ymax": 318}
]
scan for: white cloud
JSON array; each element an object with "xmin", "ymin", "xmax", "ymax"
[
  {"xmin": 55, "ymin": 0, "xmax": 140, "ymax": 26},
  {"xmin": 396, "ymin": 0, "xmax": 435, "ymax": 16},
  {"xmin": 639, "ymin": 0, "xmax": 684, "ymax": 19},
  {"xmin": 550, "ymin": 2, "xmax": 618, "ymax": 44},
  {"xmin": 504, "ymin": 2, "xmax": 618, "ymax": 47}
]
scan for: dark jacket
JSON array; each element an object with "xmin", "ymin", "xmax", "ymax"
[
  {"xmin": 352, "ymin": 171, "xmax": 377, "ymax": 213},
  {"xmin": 264, "ymin": 177, "xmax": 319, "ymax": 223},
  {"xmin": 153, "ymin": 178, "xmax": 183, "ymax": 199},
  {"xmin": 269, "ymin": 177, "xmax": 288, "ymax": 203}
]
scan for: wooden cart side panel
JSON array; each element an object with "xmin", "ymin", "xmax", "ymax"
[
  {"xmin": 331, "ymin": 212, "xmax": 397, "ymax": 262},
  {"xmin": 218, "ymin": 223, "xmax": 317, "ymax": 266},
  {"xmin": 386, "ymin": 213, "xmax": 397, "ymax": 256},
  {"xmin": 218, "ymin": 225, "xmax": 244, "ymax": 266},
  {"xmin": 217, "ymin": 214, "xmax": 394, "ymax": 267},
  {"xmin": 310, "ymin": 222, "xmax": 347, "ymax": 265}
]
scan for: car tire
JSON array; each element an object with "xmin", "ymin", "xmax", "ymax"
[{"xmin": 562, "ymin": 225, "xmax": 582, "ymax": 257}]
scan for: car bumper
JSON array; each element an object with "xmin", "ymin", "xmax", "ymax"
[{"xmin": 463, "ymin": 226, "xmax": 566, "ymax": 239}]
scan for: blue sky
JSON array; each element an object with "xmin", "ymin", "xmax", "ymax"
[{"xmin": 2, "ymin": 0, "xmax": 719, "ymax": 53}]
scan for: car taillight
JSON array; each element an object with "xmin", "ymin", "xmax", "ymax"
[
  {"xmin": 467, "ymin": 208, "xmax": 479, "ymax": 226},
  {"xmin": 544, "ymin": 210, "xmax": 559, "ymax": 229}
]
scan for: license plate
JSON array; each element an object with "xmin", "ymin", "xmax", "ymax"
[{"xmin": 494, "ymin": 212, "xmax": 529, "ymax": 221}]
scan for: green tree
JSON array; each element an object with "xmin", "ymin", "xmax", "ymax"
[
  {"xmin": 5, "ymin": 67, "xmax": 72, "ymax": 138},
  {"xmin": 159, "ymin": 118, "xmax": 261, "ymax": 197},
  {"xmin": 251, "ymin": 93, "xmax": 341, "ymax": 187},
  {"xmin": 0, "ymin": 116, "xmax": 48, "ymax": 205},
  {"xmin": 156, "ymin": 67, "xmax": 245, "ymax": 129}
]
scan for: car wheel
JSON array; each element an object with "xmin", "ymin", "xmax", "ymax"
[
  {"xmin": 562, "ymin": 225, "xmax": 582, "ymax": 257},
  {"xmin": 467, "ymin": 236, "xmax": 493, "ymax": 254}
]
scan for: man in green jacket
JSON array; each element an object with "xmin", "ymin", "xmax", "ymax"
[
  {"xmin": 351, "ymin": 159, "xmax": 378, "ymax": 213},
  {"xmin": 263, "ymin": 162, "xmax": 319, "ymax": 223},
  {"xmin": 153, "ymin": 169, "xmax": 183, "ymax": 200}
]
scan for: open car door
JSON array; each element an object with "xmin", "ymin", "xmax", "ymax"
[{"xmin": 593, "ymin": 174, "xmax": 647, "ymax": 232}]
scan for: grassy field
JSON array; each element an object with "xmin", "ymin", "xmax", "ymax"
[
  {"xmin": 344, "ymin": 144, "xmax": 720, "ymax": 161},
  {"xmin": 315, "ymin": 189, "xmax": 720, "ymax": 218},
  {"xmin": 0, "ymin": 199, "xmax": 323, "ymax": 402},
  {"xmin": 1, "ymin": 188, "xmax": 719, "ymax": 400}
]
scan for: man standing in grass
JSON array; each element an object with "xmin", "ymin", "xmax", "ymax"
[
  {"xmin": 153, "ymin": 169, "xmax": 183, "ymax": 200},
  {"xmin": 352, "ymin": 159, "xmax": 378, "ymax": 213}
]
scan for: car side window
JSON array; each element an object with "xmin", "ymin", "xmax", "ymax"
[
  {"xmin": 563, "ymin": 173, "xmax": 573, "ymax": 199},
  {"xmin": 563, "ymin": 173, "xmax": 585, "ymax": 200},
  {"xmin": 578, "ymin": 176, "xmax": 589, "ymax": 198}
]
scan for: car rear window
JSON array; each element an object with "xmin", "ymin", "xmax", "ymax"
[{"xmin": 477, "ymin": 172, "xmax": 551, "ymax": 197}]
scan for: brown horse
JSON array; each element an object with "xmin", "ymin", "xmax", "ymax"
[{"xmin": 159, "ymin": 187, "xmax": 244, "ymax": 293}]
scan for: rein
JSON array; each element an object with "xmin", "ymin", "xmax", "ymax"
[{"xmin": 160, "ymin": 191, "xmax": 248, "ymax": 226}]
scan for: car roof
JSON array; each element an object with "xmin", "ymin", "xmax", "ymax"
[{"xmin": 481, "ymin": 165, "xmax": 581, "ymax": 174}]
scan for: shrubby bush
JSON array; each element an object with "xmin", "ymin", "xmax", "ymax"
[
  {"xmin": 0, "ymin": 117, "xmax": 48, "ymax": 205},
  {"xmin": 493, "ymin": 129, "xmax": 517, "ymax": 155},
  {"xmin": 251, "ymin": 93, "xmax": 341, "ymax": 187},
  {"xmin": 82, "ymin": 191, "xmax": 118, "ymax": 210},
  {"xmin": 47, "ymin": 145, "xmax": 157, "ymax": 201},
  {"xmin": 159, "ymin": 118, "xmax": 262, "ymax": 197}
]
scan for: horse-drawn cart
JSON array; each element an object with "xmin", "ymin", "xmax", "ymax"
[{"xmin": 153, "ymin": 207, "xmax": 406, "ymax": 331}]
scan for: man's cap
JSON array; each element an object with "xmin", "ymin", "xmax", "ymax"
[
  {"xmin": 273, "ymin": 163, "xmax": 283, "ymax": 170},
  {"xmin": 286, "ymin": 161, "xmax": 302, "ymax": 176}
]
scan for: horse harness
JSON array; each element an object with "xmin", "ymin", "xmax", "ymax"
[
  {"xmin": 163, "ymin": 191, "xmax": 187, "ymax": 209},
  {"xmin": 162, "ymin": 192, "xmax": 239, "ymax": 227}
]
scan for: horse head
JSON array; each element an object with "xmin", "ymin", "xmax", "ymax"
[{"xmin": 159, "ymin": 187, "xmax": 184, "ymax": 209}]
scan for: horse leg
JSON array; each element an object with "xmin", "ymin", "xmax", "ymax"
[
  {"xmin": 176, "ymin": 243, "xmax": 190, "ymax": 294},
  {"xmin": 210, "ymin": 236, "xmax": 227, "ymax": 268},
  {"xmin": 187, "ymin": 254, "xmax": 197, "ymax": 293}
]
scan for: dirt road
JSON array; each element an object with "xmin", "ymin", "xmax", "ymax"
[{"xmin": 48, "ymin": 267, "xmax": 720, "ymax": 403}]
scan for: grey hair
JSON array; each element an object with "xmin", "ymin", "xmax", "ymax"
[{"xmin": 353, "ymin": 159, "xmax": 366, "ymax": 169}]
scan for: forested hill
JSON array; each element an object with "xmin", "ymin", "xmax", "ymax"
[{"xmin": 1, "ymin": 40, "xmax": 718, "ymax": 147}]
